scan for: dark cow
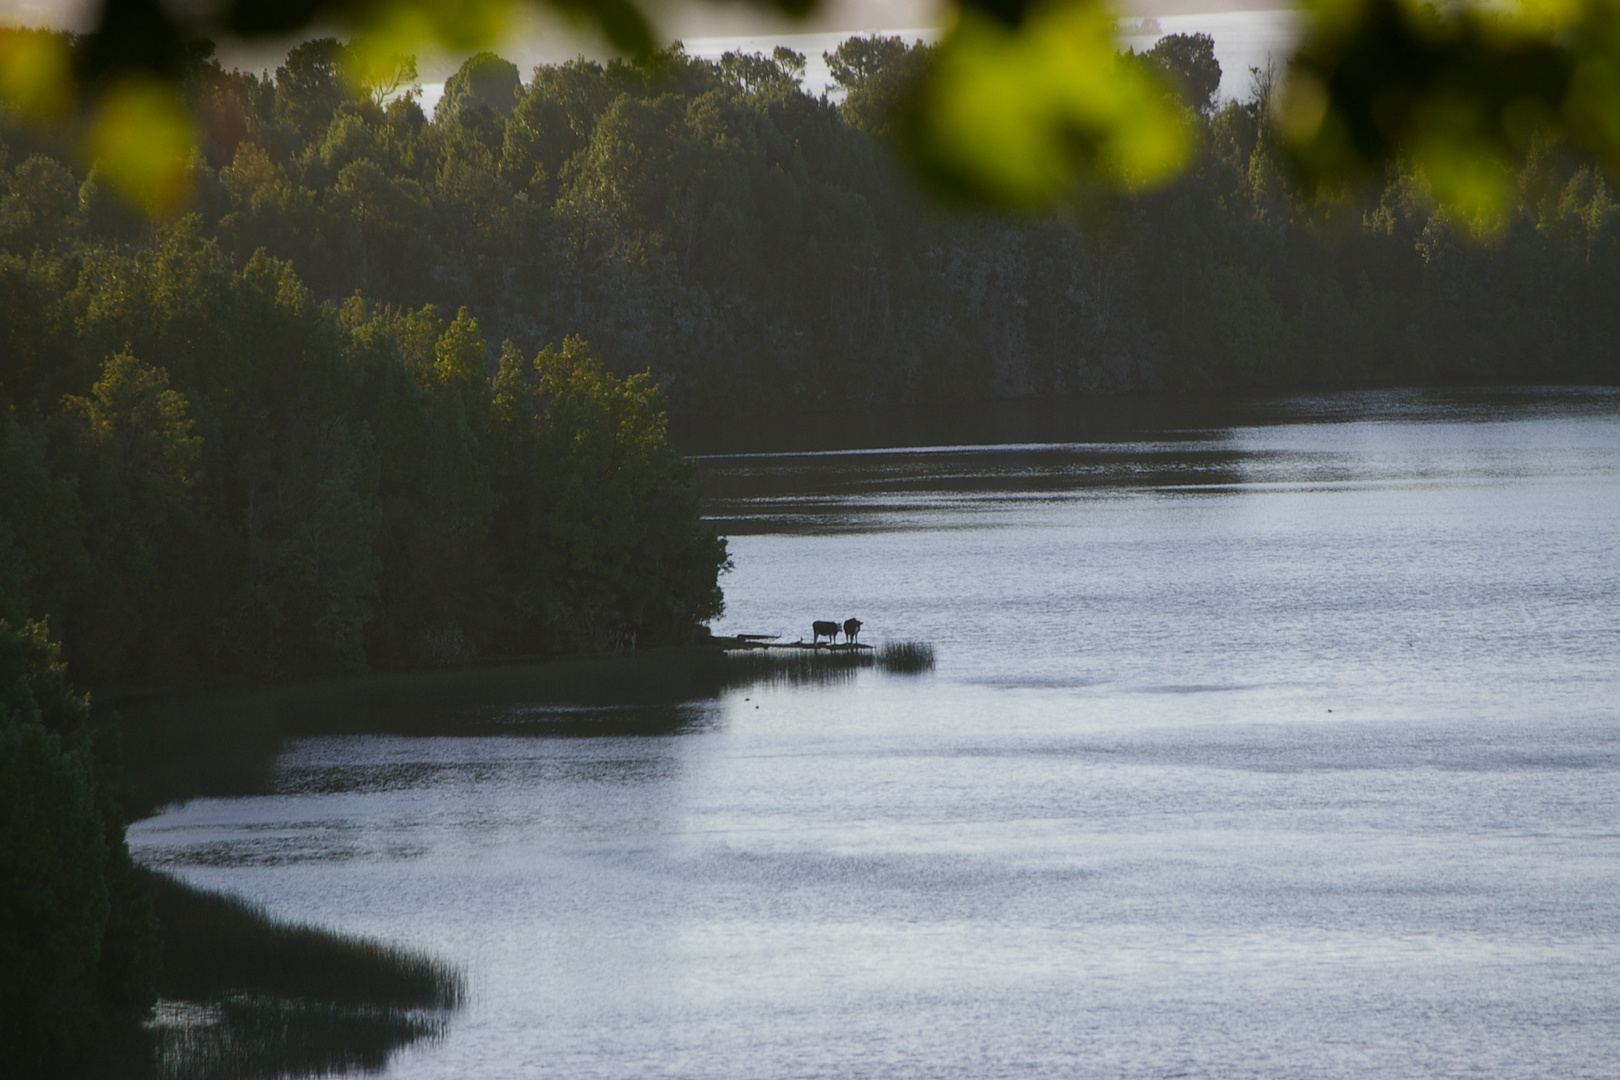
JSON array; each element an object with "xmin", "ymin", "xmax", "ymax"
[
  {"xmin": 812, "ymin": 620, "xmax": 840, "ymax": 644},
  {"xmin": 843, "ymin": 618, "xmax": 862, "ymax": 644}
]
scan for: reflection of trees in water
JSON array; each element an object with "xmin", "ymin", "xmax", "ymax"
[
  {"xmin": 114, "ymin": 647, "xmax": 931, "ymax": 815},
  {"xmin": 719, "ymin": 643, "xmax": 935, "ymax": 684},
  {"xmin": 115, "ymin": 648, "xmax": 906, "ymax": 797},
  {"xmin": 699, "ymin": 440, "xmax": 1255, "ymax": 537}
]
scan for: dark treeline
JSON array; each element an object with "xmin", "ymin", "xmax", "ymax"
[
  {"xmin": 0, "ymin": 196, "xmax": 726, "ymax": 683},
  {"xmin": 2, "ymin": 39, "xmax": 734, "ymax": 1071},
  {"xmin": 0, "ymin": 292, "xmax": 723, "ymax": 1064},
  {"xmin": 0, "ymin": 172, "xmax": 729, "ymax": 690},
  {"xmin": 6, "ymin": 32, "xmax": 1616, "ymax": 434}
]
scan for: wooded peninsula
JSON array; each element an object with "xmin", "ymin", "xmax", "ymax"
[{"xmin": 3, "ymin": 27, "xmax": 1620, "ymax": 1074}]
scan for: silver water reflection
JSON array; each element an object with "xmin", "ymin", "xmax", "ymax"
[{"xmin": 132, "ymin": 390, "xmax": 1620, "ymax": 1079}]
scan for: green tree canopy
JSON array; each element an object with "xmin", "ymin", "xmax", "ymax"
[
  {"xmin": 436, "ymin": 51, "xmax": 521, "ymax": 125},
  {"xmin": 1141, "ymin": 32, "xmax": 1221, "ymax": 116}
]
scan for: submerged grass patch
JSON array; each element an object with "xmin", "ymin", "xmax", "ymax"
[
  {"xmin": 877, "ymin": 641, "xmax": 936, "ymax": 674},
  {"xmin": 717, "ymin": 640, "xmax": 938, "ymax": 684},
  {"xmin": 720, "ymin": 646, "xmax": 872, "ymax": 686}
]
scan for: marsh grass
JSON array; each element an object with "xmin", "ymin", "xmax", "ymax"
[
  {"xmin": 150, "ymin": 871, "xmax": 463, "ymax": 1008},
  {"xmin": 716, "ymin": 640, "xmax": 938, "ymax": 684},
  {"xmin": 877, "ymin": 641, "xmax": 937, "ymax": 674},
  {"xmin": 131, "ymin": 871, "xmax": 463, "ymax": 1080},
  {"xmin": 721, "ymin": 646, "xmax": 873, "ymax": 686}
]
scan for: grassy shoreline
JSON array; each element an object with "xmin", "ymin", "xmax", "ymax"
[{"xmin": 48, "ymin": 870, "xmax": 463, "ymax": 1080}]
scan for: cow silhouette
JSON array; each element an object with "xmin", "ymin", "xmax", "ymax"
[
  {"xmin": 843, "ymin": 618, "xmax": 862, "ymax": 644},
  {"xmin": 812, "ymin": 620, "xmax": 839, "ymax": 644}
]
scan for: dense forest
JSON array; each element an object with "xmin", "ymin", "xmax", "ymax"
[
  {"xmin": 0, "ymin": 32, "xmax": 758, "ymax": 688},
  {"xmin": 6, "ymin": 31, "xmax": 1617, "ymax": 428},
  {"xmin": 0, "ymin": 42, "xmax": 744, "ymax": 1068},
  {"xmin": 3, "ymin": 26, "xmax": 1615, "ymax": 683}
]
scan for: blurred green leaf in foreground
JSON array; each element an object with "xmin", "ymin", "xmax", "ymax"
[
  {"xmin": 902, "ymin": 1, "xmax": 1193, "ymax": 206},
  {"xmin": 1282, "ymin": 0, "xmax": 1620, "ymax": 224},
  {"xmin": 9, "ymin": 0, "xmax": 1620, "ymax": 219}
]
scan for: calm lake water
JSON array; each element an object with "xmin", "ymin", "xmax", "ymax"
[{"xmin": 130, "ymin": 389, "xmax": 1620, "ymax": 1079}]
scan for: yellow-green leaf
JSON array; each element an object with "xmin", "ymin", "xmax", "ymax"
[
  {"xmin": 906, "ymin": 0, "xmax": 1191, "ymax": 207},
  {"xmin": 86, "ymin": 79, "xmax": 197, "ymax": 215}
]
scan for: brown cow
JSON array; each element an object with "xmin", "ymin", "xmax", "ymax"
[
  {"xmin": 812, "ymin": 620, "xmax": 840, "ymax": 644},
  {"xmin": 843, "ymin": 618, "xmax": 862, "ymax": 644}
]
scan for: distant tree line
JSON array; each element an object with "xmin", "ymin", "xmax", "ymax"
[{"xmin": 5, "ymin": 31, "xmax": 1614, "ymax": 434}]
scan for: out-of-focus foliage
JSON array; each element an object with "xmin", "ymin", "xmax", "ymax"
[
  {"xmin": 929, "ymin": 0, "xmax": 1620, "ymax": 215},
  {"xmin": 902, "ymin": 2, "xmax": 1192, "ymax": 205},
  {"xmin": 0, "ymin": 28, "xmax": 72, "ymax": 118},
  {"xmin": 910, "ymin": 0, "xmax": 1620, "ymax": 215},
  {"xmin": 1280, "ymin": 0, "xmax": 1620, "ymax": 224}
]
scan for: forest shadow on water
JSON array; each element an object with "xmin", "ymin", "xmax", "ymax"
[
  {"xmin": 104, "ymin": 647, "xmax": 888, "ymax": 817},
  {"xmin": 95, "ymin": 648, "xmax": 922, "ymax": 1076},
  {"xmin": 670, "ymin": 385, "xmax": 1620, "ymax": 458}
]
